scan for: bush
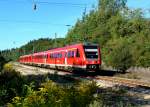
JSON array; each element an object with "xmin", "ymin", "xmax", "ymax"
[
  {"xmin": 7, "ymin": 80, "xmax": 137, "ymax": 107},
  {"xmin": 8, "ymin": 81, "xmax": 98, "ymax": 107},
  {"xmin": 3, "ymin": 63, "xmax": 13, "ymax": 71},
  {"xmin": 0, "ymin": 67, "xmax": 26, "ymax": 105}
]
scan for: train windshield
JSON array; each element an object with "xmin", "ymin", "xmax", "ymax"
[{"xmin": 84, "ymin": 45, "xmax": 98, "ymax": 59}]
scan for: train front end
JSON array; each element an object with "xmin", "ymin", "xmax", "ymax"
[{"xmin": 83, "ymin": 43, "xmax": 101, "ymax": 71}]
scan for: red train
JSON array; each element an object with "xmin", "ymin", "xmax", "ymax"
[{"xmin": 19, "ymin": 43, "xmax": 102, "ymax": 72}]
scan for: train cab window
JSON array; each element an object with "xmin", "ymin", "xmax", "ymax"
[{"xmin": 84, "ymin": 45, "xmax": 98, "ymax": 59}]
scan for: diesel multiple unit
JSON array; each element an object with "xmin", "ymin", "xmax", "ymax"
[{"xmin": 19, "ymin": 43, "xmax": 101, "ymax": 72}]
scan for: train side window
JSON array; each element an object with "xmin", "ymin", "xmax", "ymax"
[
  {"xmin": 60, "ymin": 54, "xmax": 61, "ymax": 58},
  {"xmin": 76, "ymin": 49, "xmax": 80, "ymax": 57},
  {"xmin": 67, "ymin": 51, "xmax": 71, "ymax": 58},
  {"xmin": 70, "ymin": 51, "xmax": 72, "ymax": 57},
  {"xmin": 67, "ymin": 52, "xmax": 69, "ymax": 58},
  {"xmin": 55, "ymin": 53, "xmax": 57, "ymax": 58},
  {"xmin": 71, "ymin": 51, "xmax": 74, "ymax": 57},
  {"xmin": 58, "ymin": 53, "xmax": 60, "ymax": 58},
  {"xmin": 56, "ymin": 53, "xmax": 57, "ymax": 58},
  {"xmin": 57, "ymin": 53, "xmax": 59, "ymax": 58},
  {"xmin": 67, "ymin": 51, "xmax": 74, "ymax": 58},
  {"xmin": 53, "ymin": 54, "xmax": 55, "ymax": 58},
  {"xmin": 54, "ymin": 53, "xmax": 56, "ymax": 58},
  {"xmin": 58, "ymin": 53, "xmax": 61, "ymax": 58},
  {"xmin": 72, "ymin": 51, "xmax": 74, "ymax": 57}
]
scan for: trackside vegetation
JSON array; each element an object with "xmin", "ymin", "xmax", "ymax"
[{"xmin": 0, "ymin": 63, "xmax": 137, "ymax": 107}]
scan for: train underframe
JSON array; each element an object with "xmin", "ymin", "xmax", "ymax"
[{"xmin": 21, "ymin": 62, "xmax": 100, "ymax": 72}]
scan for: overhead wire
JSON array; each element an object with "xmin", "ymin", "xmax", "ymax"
[
  {"xmin": 0, "ymin": 0, "xmax": 90, "ymax": 8},
  {"xmin": 0, "ymin": 0, "xmax": 92, "ymax": 25},
  {"xmin": 0, "ymin": 19, "xmax": 72, "ymax": 26}
]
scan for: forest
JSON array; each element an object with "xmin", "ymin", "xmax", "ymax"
[{"xmin": 0, "ymin": 0, "xmax": 150, "ymax": 71}]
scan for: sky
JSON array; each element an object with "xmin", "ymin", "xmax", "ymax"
[{"xmin": 0, "ymin": 0, "xmax": 150, "ymax": 50}]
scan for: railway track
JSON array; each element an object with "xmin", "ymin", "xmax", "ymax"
[
  {"xmin": 95, "ymin": 76, "xmax": 150, "ymax": 88},
  {"xmin": 13, "ymin": 62, "xmax": 150, "ymax": 89}
]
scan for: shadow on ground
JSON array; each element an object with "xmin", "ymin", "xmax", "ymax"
[
  {"xmin": 23, "ymin": 72, "xmax": 150, "ymax": 107},
  {"xmin": 71, "ymin": 69, "xmax": 124, "ymax": 77}
]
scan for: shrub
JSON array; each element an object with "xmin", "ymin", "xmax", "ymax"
[
  {"xmin": 8, "ymin": 80, "xmax": 98, "ymax": 107},
  {"xmin": 0, "ymin": 68, "xmax": 26, "ymax": 105},
  {"xmin": 3, "ymin": 63, "xmax": 13, "ymax": 71}
]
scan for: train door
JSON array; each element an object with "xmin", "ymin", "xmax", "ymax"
[
  {"xmin": 74, "ymin": 49, "xmax": 82, "ymax": 66},
  {"xmin": 43, "ymin": 53, "xmax": 47, "ymax": 64},
  {"xmin": 65, "ymin": 50, "xmax": 67, "ymax": 65},
  {"xmin": 67, "ymin": 50, "xmax": 76, "ymax": 66}
]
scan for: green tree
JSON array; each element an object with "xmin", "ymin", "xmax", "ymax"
[
  {"xmin": 109, "ymin": 41, "xmax": 133, "ymax": 71},
  {"xmin": 0, "ymin": 54, "xmax": 6, "ymax": 71}
]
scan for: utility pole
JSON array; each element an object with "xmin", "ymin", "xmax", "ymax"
[
  {"xmin": 55, "ymin": 33, "xmax": 57, "ymax": 48},
  {"xmin": 83, "ymin": 5, "xmax": 87, "ymax": 43},
  {"xmin": 83, "ymin": 5, "xmax": 87, "ymax": 20},
  {"xmin": 23, "ymin": 47, "xmax": 26, "ymax": 55},
  {"xmin": 32, "ymin": 45, "xmax": 34, "ymax": 54},
  {"xmin": 32, "ymin": 45, "xmax": 34, "ymax": 63},
  {"xmin": 33, "ymin": 0, "xmax": 37, "ymax": 10}
]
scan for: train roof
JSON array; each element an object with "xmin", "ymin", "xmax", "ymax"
[
  {"xmin": 19, "ymin": 42, "xmax": 99, "ymax": 58},
  {"xmin": 20, "ymin": 54, "xmax": 32, "ymax": 58},
  {"xmin": 47, "ymin": 42, "xmax": 98, "ymax": 51},
  {"xmin": 33, "ymin": 51, "xmax": 46, "ymax": 55}
]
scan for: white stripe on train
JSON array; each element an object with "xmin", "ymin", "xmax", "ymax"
[{"xmin": 23, "ymin": 62, "xmax": 86, "ymax": 69}]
